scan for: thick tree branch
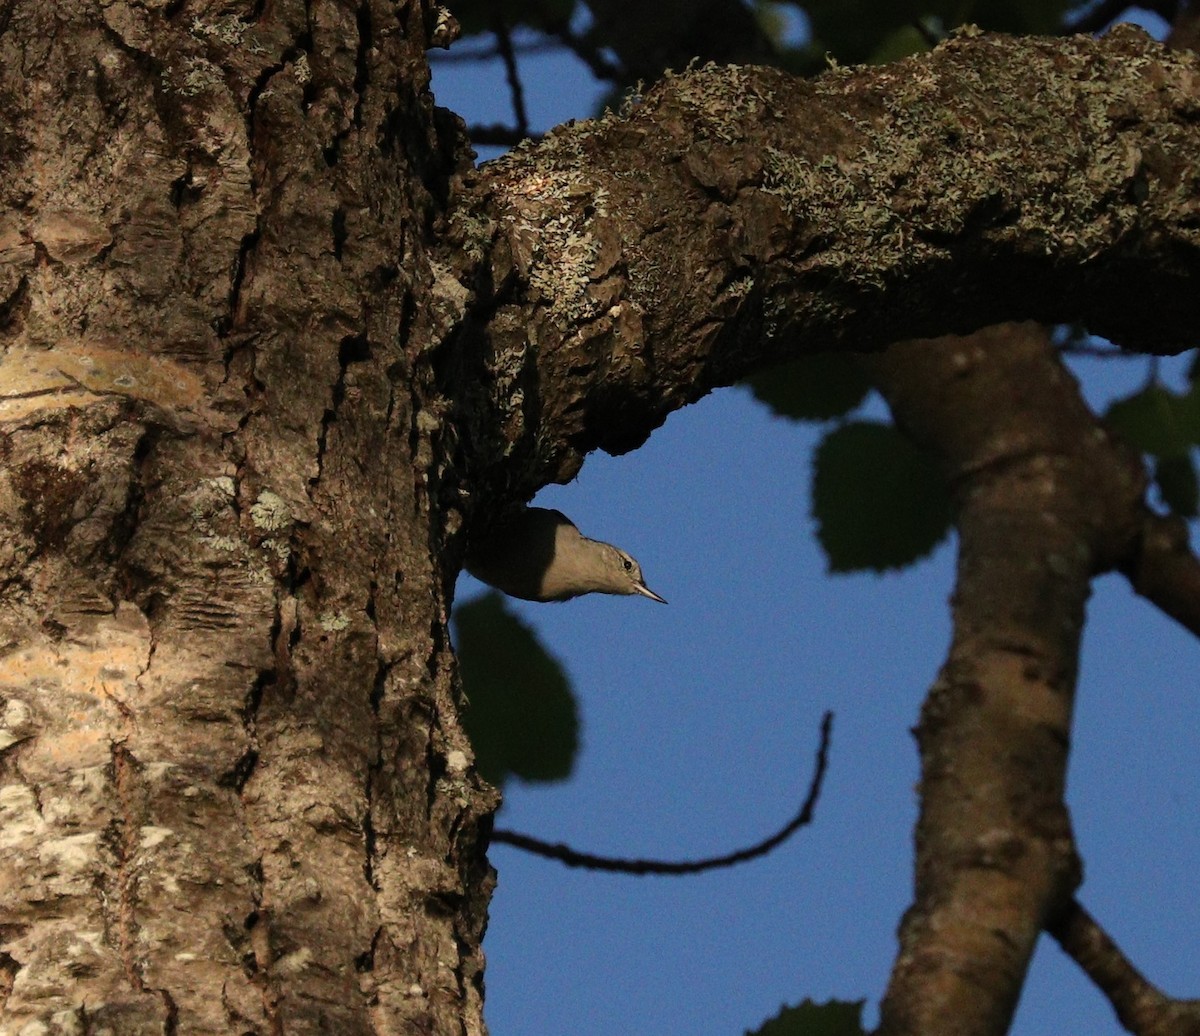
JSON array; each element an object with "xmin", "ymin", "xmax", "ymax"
[
  {"xmin": 862, "ymin": 323, "xmax": 1146, "ymax": 1035},
  {"xmin": 435, "ymin": 11, "xmax": 1199, "ymax": 1036},
  {"xmin": 441, "ymin": 27, "xmax": 1200, "ymax": 497}
]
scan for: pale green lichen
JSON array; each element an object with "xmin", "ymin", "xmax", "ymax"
[
  {"xmin": 260, "ymin": 538, "xmax": 291, "ymax": 561},
  {"xmin": 250, "ymin": 490, "xmax": 291, "ymax": 532},
  {"xmin": 654, "ymin": 62, "xmax": 776, "ymax": 145},
  {"xmin": 723, "ymin": 275, "xmax": 755, "ymax": 301},
  {"xmin": 755, "ymin": 28, "xmax": 1177, "ymax": 292},
  {"xmin": 190, "ymin": 15, "xmax": 245, "ymax": 45},
  {"xmin": 761, "ymin": 144, "xmax": 908, "ymax": 287},
  {"xmin": 319, "ymin": 612, "xmax": 350, "ymax": 632},
  {"xmin": 499, "ymin": 168, "xmax": 611, "ymax": 327},
  {"xmin": 848, "ymin": 32, "xmax": 1157, "ymax": 256},
  {"xmin": 292, "ymin": 53, "xmax": 311, "ymax": 85},
  {"xmin": 162, "ymin": 56, "xmax": 224, "ymax": 97},
  {"xmin": 189, "ymin": 14, "xmax": 268, "ymax": 54},
  {"xmin": 446, "ymin": 212, "xmax": 494, "ymax": 264}
]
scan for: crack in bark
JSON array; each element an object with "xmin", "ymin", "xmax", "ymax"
[
  {"xmin": 244, "ymin": 907, "xmax": 283, "ymax": 1034},
  {"xmin": 108, "ymin": 741, "xmax": 146, "ymax": 993},
  {"xmin": 0, "ymin": 949, "xmax": 16, "ymax": 1010},
  {"xmin": 362, "ymin": 655, "xmax": 388, "ymax": 891},
  {"xmin": 0, "ymin": 274, "xmax": 29, "ymax": 333},
  {"xmin": 311, "ymin": 333, "xmax": 374, "ymax": 491},
  {"xmin": 351, "ymin": 0, "xmax": 372, "ymax": 128},
  {"xmin": 158, "ymin": 987, "xmax": 178, "ymax": 1035},
  {"xmin": 221, "ymin": 225, "xmax": 261, "ymax": 345}
]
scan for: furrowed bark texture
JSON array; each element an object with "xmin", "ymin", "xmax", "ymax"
[
  {"xmin": 443, "ymin": 26, "xmax": 1200, "ymax": 498},
  {"xmin": 864, "ymin": 323, "xmax": 1145, "ymax": 1035},
  {"xmin": 0, "ymin": 1, "xmax": 494, "ymax": 1033},
  {"xmin": 4, "ymin": 6, "xmax": 1200, "ymax": 1035}
]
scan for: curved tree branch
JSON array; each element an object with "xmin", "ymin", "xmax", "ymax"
[
  {"xmin": 490, "ymin": 711, "xmax": 832, "ymax": 874},
  {"xmin": 442, "ymin": 28, "xmax": 1200, "ymax": 498},
  {"xmin": 491, "ymin": 18, "xmax": 532, "ymax": 140}
]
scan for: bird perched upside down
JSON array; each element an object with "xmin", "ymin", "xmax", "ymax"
[{"xmin": 465, "ymin": 507, "xmax": 666, "ymax": 604}]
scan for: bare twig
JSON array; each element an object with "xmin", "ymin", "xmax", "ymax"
[
  {"xmin": 490, "ymin": 711, "xmax": 833, "ymax": 874},
  {"xmin": 492, "ymin": 20, "xmax": 531, "ymax": 140},
  {"xmin": 545, "ymin": 24, "xmax": 623, "ymax": 82}
]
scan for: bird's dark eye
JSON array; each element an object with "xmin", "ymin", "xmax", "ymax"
[{"xmin": 623, "ymin": 558, "xmax": 633, "ymax": 571}]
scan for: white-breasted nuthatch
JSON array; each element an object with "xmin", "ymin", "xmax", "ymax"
[{"xmin": 465, "ymin": 507, "xmax": 667, "ymax": 604}]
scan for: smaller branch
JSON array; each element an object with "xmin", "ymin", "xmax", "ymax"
[
  {"xmin": 1120, "ymin": 512, "xmax": 1200, "ymax": 640},
  {"xmin": 1048, "ymin": 898, "xmax": 1200, "ymax": 1035},
  {"xmin": 490, "ymin": 712, "xmax": 832, "ymax": 874},
  {"xmin": 491, "ymin": 20, "xmax": 531, "ymax": 140}
]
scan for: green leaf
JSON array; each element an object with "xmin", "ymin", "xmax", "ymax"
[
  {"xmin": 1104, "ymin": 386, "xmax": 1194, "ymax": 459},
  {"xmin": 867, "ymin": 24, "xmax": 932, "ymax": 64},
  {"xmin": 746, "ymin": 352, "xmax": 873, "ymax": 423},
  {"xmin": 453, "ymin": 591, "xmax": 578, "ymax": 788},
  {"xmin": 747, "ymin": 999, "xmax": 867, "ymax": 1036},
  {"xmin": 1154, "ymin": 455, "xmax": 1199, "ymax": 518},
  {"xmin": 812, "ymin": 421, "xmax": 953, "ymax": 573},
  {"xmin": 1175, "ymin": 384, "xmax": 1200, "ymax": 444}
]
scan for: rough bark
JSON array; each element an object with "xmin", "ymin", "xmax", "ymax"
[
  {"xmin": 443, "ymin": 26, "xmax": 1200, "ymax": 496},
  {"xmin": 3, "ymin": 7, "xmax": 1200, "ymax": 1036},
  {"xmin": 863, "ymin": 323, "xmax": 1145, "ymax": 1034},
  {"xmin": 1, "ymin": 1, "xmax": 494, "ymax": 1033}
]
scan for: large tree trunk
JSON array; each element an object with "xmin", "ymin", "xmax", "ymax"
[{"xmin": 1, "ymin": 2, "xmax": 494, "ymax": 1032}]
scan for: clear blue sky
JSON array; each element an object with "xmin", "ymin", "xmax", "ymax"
[{"xmin": 432, "ymin": 13, "xmax": 1199, "ymax": 1035}]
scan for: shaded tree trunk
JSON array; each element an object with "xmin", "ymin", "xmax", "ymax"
[{"xmin": 1, "ymin": 1, "xmax": 494, "ymax": 1031}]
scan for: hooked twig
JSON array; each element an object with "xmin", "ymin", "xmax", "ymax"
[{"xmin": 490, "ymin": 711, "xmax": 833, "ymax": 874}]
